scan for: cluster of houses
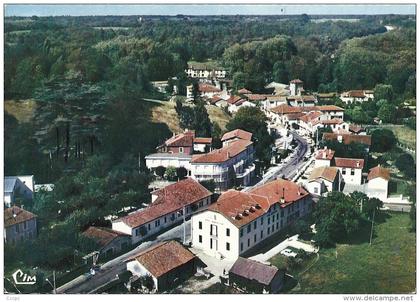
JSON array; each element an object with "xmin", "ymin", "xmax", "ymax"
[{"xmin": 2, "ymin": 61, "xmax": 402, "ymax": 294}]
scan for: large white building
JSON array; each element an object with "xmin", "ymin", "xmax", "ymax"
[
  {"xmin": 306, "ymin": 166, "xmax": 341, "ymax": 196},
  {"xmin": 366, "ymin": 165, "xmax": 390, "ymax": 202},
  {"xmin": 185, "ymin": 63, "xmax": 226, "ymax": 79},
  {"xmin": 340, "ymin": 90, "xmax": 373, "ymax": 104},
  {"xmin": 190, "ymin": 134, "xmax": 255, "ymax": 192},
  {"xmin": 191, "ymin": 179, "xmax": 312, "ymax": 260},
  {"xmin": 112, "ymin": 178, "xmax": 212, "ymax": 244}
]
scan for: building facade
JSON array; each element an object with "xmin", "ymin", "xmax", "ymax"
[
  {"xmin": 191, "ymin": 179, "xmax": 312, "ymax": 260},
  {"xmin": 4, "ymin": 206, "xmax": 37, "ymax": 244}
]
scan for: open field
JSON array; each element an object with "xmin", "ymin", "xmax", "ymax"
[
  {"xmin": 205, "ymin": 105, "xmax": 231, "ymax": 131},
  {"xmin": 292, "ymin": 213, "xmax": 415, "ymax": 294},
  {"xmin": 4, "ymin": 99, "xmax": 37, "ymax": 123},
  {"xmin": 371, "ymin": 124, "xmax": 416, "ymax": 150}
]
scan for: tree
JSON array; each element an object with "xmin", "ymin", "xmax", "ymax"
[
  {"xmin": 313, "ymin": 192, "xmax": 362, "ymax": 247},
  {"xmin": 192, "ymin": 80, "xmax": 200, "ymax": 102},
  {"xmin": 211, "ymin": 122, "xmax": 223, "ymax": 149},
  {"xmin": 199, "ymin": 179, "xmax": 216, "ymax": 193},
  {"xmin": 364, "ymin": 198, "xmax": 383, "ymax": 219},
  {"xmin": 165, "ymin": 166, "xmax": 177, "ymax": 181},
  {"xmin": 374, "ymin": 84, "xmax": 394, "ymax": 103},
  {"xmin": 176, "ymin": 167, "xmax": 188, "ymax": 180},
  {"xmin": 395, "ymin": 153, "xmax": 416, "ymax": 179},
  {"xmin": 370, "ymin": 129, "xmax": 396, "ymax": 152},
  {"xmin": 192, "ymin": 101, "xmax": 212, "ymax": 137},
  {"xmin": 155, "ymin": 166, "xmax": 166, "ymax": 178},
  {"xmin": 377, "ymin": 103, "xmax": 396, "ymax": 123},
  {"xmin": 226, "ymin": 106, "xmax": 274, "ymax": 167}
]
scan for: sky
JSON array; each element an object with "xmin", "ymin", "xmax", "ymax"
[{"xmin": 4, "ymin": 4, "xmax": 416, "ymax": 17}]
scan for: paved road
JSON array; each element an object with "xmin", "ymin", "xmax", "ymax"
[
  {"xmin": 58, "ymin": 220, "xmax": 191, "ymax": 294},
  {"xmin": 243, "ymin": 131, "xmax": 309, "ymax": 191}
]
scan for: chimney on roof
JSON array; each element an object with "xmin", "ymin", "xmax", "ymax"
[
  {"xmin": 323, "ymin": 151, "xmax": 326, "ymax": 159},
  {"xmin": 356, "ymin": 161, "xmax": 360, "ymax": 168},
  {"xmin": 280, "ymin": 187, "xmax": 285, "ymax": 204}
]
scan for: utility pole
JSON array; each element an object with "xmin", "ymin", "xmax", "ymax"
[
  {"xmin": 369, "ymin": 209, "xmax": 376, "ymax": 246},
  {"xmin": 53, "ymin": 271, "xmax": 56, "ymax": 294}
]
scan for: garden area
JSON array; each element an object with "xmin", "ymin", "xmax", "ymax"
[{"xmin": 291, "ymin": 212, "xmax": 415, "ymax": 294}]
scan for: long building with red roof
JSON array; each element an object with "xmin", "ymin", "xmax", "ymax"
[
  {"xmin": 112, "ymin": 178, "xmax": 212, "ymax": 244},
  {"xmin": 191, "ymin": 179, "xmax": 312, "ymax": 260}
]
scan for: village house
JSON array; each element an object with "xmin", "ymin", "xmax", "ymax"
[
  {"xmin": 227, "ymin": 95, "xmax": 255, "ymax": 113},
  {"xmin": 262, "ymin": 95, "xmax": 288, "ymax": 111},
  {"xmin": 187, "ymin": 83, "xmax": 222, "ymax": 100},
  {"xmin": 237, "ymin": 88, "xmax": 252, "ymax": 95},
  {"xmin": 185, "ymin": 62, "xmax": 226, "ymax": 79},
  {"xmin": 209, "ymin": 95, "xmax": 228, "ymax": 108},
  {"xmin": 126, "ymin": 240, "xmax": 197, "ymax": 292},
  {"xmin": 334, "ymin": 157, "xmax": 364, "ymax": 185},
  {"xmin": 112, "ymin": 178, "xmax": 212, "ymax": 244},
  {"xmin": 4, "ymin": 206, "xmax": 37, "ymax": 244},
  {"xmin": 314, "ymin": 147, "xmax": 335, "ymax": 168},
  {"xmin": 318, "ymin": 118, "xmax": 350, "ymax": 133},
  {"xmin": 191, "ymin": 179, "xmax": 312, "ymax": 260},
  {"xmin": 349, "ymin": 124, "xmax": 367, "ymax": 135},
  {"xmin": 289, "ymin": 79, "xmax": 304, "ymax": 96},
  {"xmin": 146, "ymin": 130, "xmax": 212, "ymax": 172},
  {"xmin": 340, "ymin": 90, "xmax": 373, "ymax": 104},
  {"xmin": 265, "ymin": 82, "xmax": 290, "ymax": 96},
  {"xmin": 4, "ymin": 175, "xmax": 35, "ymax": 208},
  {"xmin": 228, "ymin": 257, "xmax": 285, "ymax": 293},
  {"xmin": 287, "ymin": 95, "xmax": 317, "ymax": 107},
  {"xmin": 190, "ymin": 138, "xmax": 255, "ymax": 191},
  {"xmin": 306, "ymin": 166, "xmax": 341, "ymax": 196},
  {"xmin": 366, "ymin": 165, "xmax": 390, "ymax": 202},
  {"xmin": 221, "ymin": 129, "xmax": 253, "ymax": 146},
  {"xmin": 82, "ymin": 226, "xmax": 131, "ymax": 258}
]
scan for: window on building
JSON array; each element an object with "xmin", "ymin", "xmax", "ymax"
[
  {"xmin": 276, "ymin": 222, "xmax": 279, "ymax": 229},
  {"xmin": 261, "ymin": 217, "xmax": 264, "ymax": 225},
  {"xmin": 23, "ymin": 221, "xmax": 27, "ymax": 230},
  {"xmin": 272, "ymin": 225, "xmax": 274, "ymax": 232},
  {"xmin": 135, "ymin": 228, "xmax": 140, "ymax": 236},
  {"xmin": 247, "ymin": 238, "xmax": 250, "ymax": 247},
  {"xmin": 267, "ymin": 227, "xmax": 270, "ymax": 235},
  {"xmin": 351, "ymin": 168, "xmax": 355, "ymax": 175},
  {"xmin": 210, "ymin": 238, "xmax": 213, "ymax": 249},
  {"xmin": 199, "ymin": 221, "xmax": 202, "ymax": 230},
  {"xmin": 261, "ymin": 230, "xmax": 263, "ymax": 239},
  {"xmin": 199, "ymin": 235, "xmax": 202, "ymax": 243},
  {"xmin": 164, "ymin": 216, "xmax": 167, "ymax": 223},
  {"xmin": 240, "ymin": 242, "xmax": 243, "ymax": 252},
  {"xmin": 155, "ymin": 220, "xmax": 160, "ymax": 227},
  {"xmin": 210, "ymin": 224, "xmax": 218, "ymax": 236},
  {"xmin": 254, "ymin": 221, "xmax": 257, "ymax": 230},
  {"xmin": 342, "ymin": 168, "xmax": 346, "ymax": 175},
  {"xmin": 276, "ymin": 213, "xmax": 279, "ymax": 220},
  {"xmin": 268, "ymin": 217, "xmax": 270, "ymax": 224},
  {"xmin": 247, "ymin": 224, "xmax": 251, "ymax": 233},
  {"xmin": 240, "ymin": 229, "xmax": 243, "ymax": 237},
  {"xmin": 314, "ymin": 187, "xmax": 319, "ymax": 194},
  {"xmin": 148, "ymin": 224, "xmax": 151, "ymax": 231},
  {"xmin": 15, "ymin": 225, "xmax": 19, "ymax": 233},
  {"xmin": 179, "ymin": 147, "xmax": 184, "ymax": 153},
  {"xmin": 226, "ymin": 242, "xmax": 230, "ymax": 251},
  {"xmin": 226, "ymin": 228, "xmax": 230, "ymax": 236},
  {"xmin": 254, "ymin": 234, "xmax": 257, "ymax": 243}
]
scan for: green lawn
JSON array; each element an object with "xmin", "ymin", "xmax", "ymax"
[{"xmin": 290, "ymin": 213, "xmax": 415, "ymax": 294}]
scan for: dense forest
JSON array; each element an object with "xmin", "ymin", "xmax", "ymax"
[{"xmin": 3, "ymin": 14, "xmax": 416, "ymax": 276}]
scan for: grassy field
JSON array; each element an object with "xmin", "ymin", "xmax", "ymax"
[
  {"xmin": 151, "ymin": 101, "xmax": 231, "ymax": 134},
  {"xmin": 4, "ymin": 99, "xmax": 37, "ymax": 123},
  {"xmin": 292, "ymin": 213, "xmax": 415, "ymax": 294},
  {"xmin": 371, "ymin": 125, "xmax": 416, "ymax": 150}
]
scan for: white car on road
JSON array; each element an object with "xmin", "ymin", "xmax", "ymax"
[{"xmin": 280, "ymin": 248, "xmax": 297, "ymax": 258}]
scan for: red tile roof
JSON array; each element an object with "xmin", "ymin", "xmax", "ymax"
[
  {"xmin": 229, "ymin": 257, "xmax": 281, "ymax": 286},
  {"xmin": 194, "ymin": 137, "xmax": 212, "ymax": 144},
  {"xmin": 83, "ymin": 227, "xmax": 130, "ymax": 248},
  {"xmin": 315, "ymin": 148, "xmax": 335, "ymax": 160},
  {"xmin": 199, "ymin": 83, "xmax": 221, "ymax": 93},
  {"xmin": 238, "ymin": 88, "xmax": 252, "ymax": 94},
  {"xmin": 290, "ymin": 79, "xmax": 303, "ymax": 84},
  {"xmin": 308, "ymin": 166, "xmax": 339, "ymax": 183},
  {"xmin": 250, "ymin": 179, "xmax": 309, "ymax": 206},
  {"xmin": 221, "ymin": 129, "xmax": 253, "ymax": 142},
  {"xmin": 210, "ymin": 95, "xmax": 224, "ymax": 104},
  {"xmin": 271, "ymin": 104, "xmax": 303, "ymax": 115},
  {"xmin": 323, "ymin": 133, "xmax": 372, "ymax": 146},
  {"xmin": 347, "ymin": 90, "xmax": 366, "ymax": 98},
  {"xmin": 245, "ymin": 94, "xmax": 270, "ymax": 102},
  {"xmin": 320, "ymin": 118, "xmax": 344, "ymax": 125},
  {"xmin": 4, "ymin": 206, "xmax": 37, "ymax": 228},
  {"xmin": 227, "ymin": 95, "xmax": 244, "ymax": 105},
  {"xmin": 128, "ymin": 241, "xmax": 196, "ymax": 278},
  {"xmin": 191, "ymin": 139, "xmax": 253, "ymax": 164},
  {"xmin": 287, "ymin": 95, "xmax": 317, "ymax": 102},
  {"xmin": 209, "ymin": 179, "xmax": 309, "ymax": 227},
  {"xmin": 334, "ymin": 157, "xmax": 364, "ymax": 169},
  {"xmin": 299, "ymin": 111, "xmax": 322, "ymax": 123},
  {"xmin": 368, "ymin": 165, "xmax": 391, "ymax": 181},
  {"xmin": 118, "ymin": 178, "xmax": 212, "ymax": 228},
  {"xmin": 163, "ymin": 131, "xmax": 195, "ymax": 148},
  {"xmin": 271, "ymin": 105, "xmax": 344, "ymax": 115}
]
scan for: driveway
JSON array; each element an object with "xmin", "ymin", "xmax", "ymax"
[{"xmin": 249, "ymin": 234, "xmax": 318, "ymax": 263}]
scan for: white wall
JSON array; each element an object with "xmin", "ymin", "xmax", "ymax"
[
  {"xmin": 337, "ymin": 167, "xmax": 362, "ymax": 185},
  {"xmin": 314, "ymin": 159, "xmax": 331, "ymax": 168},
  {"xmin": 145, "ymin": 156, "xmax": 192, "ymax": 170},
  {"xmin": 367, "ymin": 178, "xmax": 389, "ymax": 202}
]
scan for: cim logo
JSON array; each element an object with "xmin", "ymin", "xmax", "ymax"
[{"xmin": 12, "ymin": 269, "xmax": 36, "ymax": 285}]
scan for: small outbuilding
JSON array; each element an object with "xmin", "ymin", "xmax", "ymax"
[
  {"xmin": 229, "ymin": 257, "xmax": 285, "ymax": 293},
  {"xmin": 82, "ymin": 226, "xmax": 131, "ymax": 258},
  {"xmin": 126, "ymin": 240, "xmax": 197, "ymax": 292}
]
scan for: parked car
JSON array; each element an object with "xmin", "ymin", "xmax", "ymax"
[{"xmin": 280, "ymin": 248, "xmax": 297, "ymax": 258}]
